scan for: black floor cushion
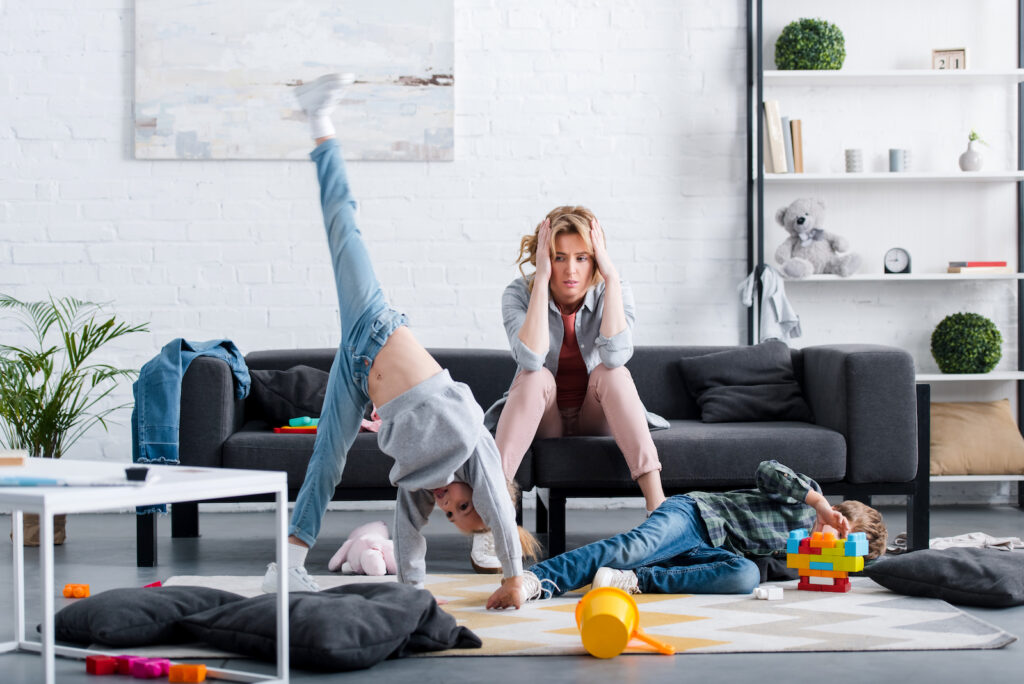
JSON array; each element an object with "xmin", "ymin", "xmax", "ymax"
[
  {"xmin": 181, "ymin": 582, "xmax": 480, "ymax": 671},
  {"xmin": 52, "ymin": 586, "xmax": 244, "ymax": 646},
  {"xmin": 863, "ymin": 547, "xmax": 1024, "ymax": 607}
]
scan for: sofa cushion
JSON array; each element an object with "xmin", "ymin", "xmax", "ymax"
[
  {"xmin": 863, "ymin": 547, "xmax": 1024, "ymax": 607},
  {"xmin": 224, "ymin": 427, "xmax": 396, "ymax": 491},
  {"xmin": 223, "ymin": 424, "xmax": 535, "ymax": 492},
  {"xmin": 53, "ymin": 586, "xmax": 244, "ymax": 646},
  {"xmin": 531, "ymin": 420, "xmax": 845, "ymax": 489},
  {"xmin": 929, "ymin": 400, "xmax": 1024, "ymax": 476},
  {"xmin": 180, "ymin": 583, "xmax": 480, "ymax": 672},
  {"xmin": 248, "ymin": 365, "xmax": 329, "ymax": 425},
  {"xmin": 677, "ymin": 341, "xmax": 813, "ymax": 423}
]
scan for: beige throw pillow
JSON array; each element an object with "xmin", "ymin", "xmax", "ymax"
[{"xmin": 930, "ymin": 399, "xmax": 1024, "ymax": 476}]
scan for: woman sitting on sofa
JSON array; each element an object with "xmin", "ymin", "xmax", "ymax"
[{"xmin": 473, "ymin": 207, "xmax": 668, "ymax": 572}]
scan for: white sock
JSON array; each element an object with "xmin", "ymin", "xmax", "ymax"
[
  {"xmin": 287, "ymin": 542, "xmax": 309, "ymax": 569},
  {"xmin": 309, "ymin": 114, "xmax": 335, "ymax": 140}
]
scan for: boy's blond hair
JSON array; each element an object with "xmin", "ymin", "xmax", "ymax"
[{"xmin": 834, "ymin": 500, "xmax": 887, "ymax": 559}]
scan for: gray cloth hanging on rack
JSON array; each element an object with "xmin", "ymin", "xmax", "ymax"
[{"xmin": 739, "ymin": 265, "xmax": 802, "ymax": 343}]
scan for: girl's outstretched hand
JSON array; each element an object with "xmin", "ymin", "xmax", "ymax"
[
  {"xmin": 486, "ymin": 576, "xmax": 524, "ymax": 610},
  {"xmin": 534, "ymin": 219, "xmax": 552, "ymax": 283},
  {"xmin": 590, "ymin": 219, "xmax": 616, "ymax": 279}
]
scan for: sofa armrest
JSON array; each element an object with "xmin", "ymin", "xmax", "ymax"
[
  {"xmin": 801, "ymin": 344, "xmax": 918, "ymax": 484},
  {"xmin": 178, "ymin": 356, "xmax": 246, "ymax": 468}
]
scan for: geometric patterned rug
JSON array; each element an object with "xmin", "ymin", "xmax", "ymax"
[{"xmin": 162, "ymin": 574, "xmax": 1016, "ymax": 656}]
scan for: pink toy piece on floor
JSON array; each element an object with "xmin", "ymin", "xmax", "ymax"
[
  {"xmin": 131, "ymin": 659, "xmax": 164, "ymax": 678},
  {"xmin": 328, "ymin": 520, "xmax": 397, "ymax": 575},
  {"xmin": 115, "ymin": 655, "xmax": 143, "ymax": 675},
  {"xmin": 143, "ymin": 580, "xmax": 162, "ymax": 588}
]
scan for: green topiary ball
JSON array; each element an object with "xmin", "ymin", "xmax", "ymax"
[
  {"xmin": 775, "ymin": 18, "xmax": 846, "ymax": 70},
  {"xmin": 930, "ymin": 313, "xmax": 1003, "ymax": 374}
]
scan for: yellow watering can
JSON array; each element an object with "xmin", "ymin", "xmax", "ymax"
[{"xmin": 574, "ymin": 586, "xmax": 676, "ymax": 658}]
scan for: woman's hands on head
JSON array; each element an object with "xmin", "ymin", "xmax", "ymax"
[
  {"xmin": 534, "ymin": 219, "xmax": 552, "ymax": 284},
  {"xmin": 589, "ymin": 219, "xmax": 617, "ymax": 280}
]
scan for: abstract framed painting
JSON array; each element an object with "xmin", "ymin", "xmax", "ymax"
[{"xmin": 134, "ymin": 0, "xmax": 453, "ymax": 160}]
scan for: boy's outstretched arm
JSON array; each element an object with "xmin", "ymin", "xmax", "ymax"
[
  {"xmin": 486, "ymin": 576, "xmax": 524, "ymax": 610},
  {"xmin": 805, "ymin": 489, "xmax": 850, "ymax": 537}
]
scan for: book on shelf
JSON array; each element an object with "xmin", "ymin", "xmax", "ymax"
[
  {"xmin": 781, "ymin": 115, "xmax": 795, "ymax": 174},
  {"xmin": 948, "ymin": 261, "xmax": 1008, "ymax": 267},
  {"xmin": 763, "ymin": 100, "xmax": 787, "ymax": 173},
  {"xmin": 762, "ymin": 120, "xmax": 774, "ymax": 172},
  {"xmin": 790, "ymin": 119, "xmax": 803, "ymax": 173},
  {"xmin": 947, "ymin": 265, "xmax": 1012, "ymax": 273}
]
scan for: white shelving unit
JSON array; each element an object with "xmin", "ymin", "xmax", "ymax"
[
  {"xmin": 765, "ymin": 171, "xmax": 1024, "ymax": 183},
  {"xmin": 747, "ymin": 1, "xmax": 1024, "ymax": 506},
  {"xmin": 764, "ymin": 68, "xmax": 1024, "ymax": 86}
]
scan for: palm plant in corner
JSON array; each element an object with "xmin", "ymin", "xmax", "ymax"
[{"xmin": 0, "ymin": 294, "xmax": 147, "ymax": 545}]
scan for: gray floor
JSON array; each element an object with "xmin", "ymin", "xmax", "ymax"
[{"xmin": 2, "ymin": 504, "xmax": 1023, "ymax": 683}]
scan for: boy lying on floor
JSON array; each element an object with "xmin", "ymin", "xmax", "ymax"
[{"xmin": 488, "ymin": 460, "xmax": 887, "ymax": 607}]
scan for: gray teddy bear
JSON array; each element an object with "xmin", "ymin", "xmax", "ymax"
[{"xmin": 774, "ymin": 197, "xmax": 861, "ymax": 278}]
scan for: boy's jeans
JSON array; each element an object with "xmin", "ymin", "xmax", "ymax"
[
  {"xmin": 289, "ymin": 140, "xmax": 406, "ymax": 547},
  {"xmin": 530, "ymin": 495, "xmax": 760, "ymax": 595}
]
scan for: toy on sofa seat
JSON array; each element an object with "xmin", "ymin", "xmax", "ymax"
[
  {"xmin": 774, "ymin": 197, "xmax": 861, "ymax": 279},
  {"xmin": 328, "ymin": 520, "xmax": 396, "ymax": 576},
  {"xmin": 786, "ymin": 528, "xmax": 867, "ymax": 592}
]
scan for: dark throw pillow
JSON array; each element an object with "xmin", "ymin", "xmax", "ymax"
[
  {"xmin": 180, "ymin": 582, "xmax": 480, "ymax": 672},
  {"xmin": 863, "ymin": 547, "xmax": 1024, "ymax": 607},
  {"xmin": 249, "ymin": 365, "xmax": 329, "ymax": 424},
  {"xmin": 52, "ymin": 586, "xmax": 244, "ymax": 646},
  {"xmin": 677, "ymin": 340, "xmax": 813, "ymax": 423}
]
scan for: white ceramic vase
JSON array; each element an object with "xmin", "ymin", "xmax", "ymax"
[{"xmin": 958, "ymin": 140, "xmax": 983, "ymax": 172}]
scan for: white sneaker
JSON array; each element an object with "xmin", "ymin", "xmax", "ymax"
[
  {"xmin": 261, "ymin": 562, "xmax": 322, "ymax": 593},
  {"xmin": 294, "ymin": 73, "xmax": 356, "ymax": 116},
  {"xmin": 470, "ymin": 531, "xmax": 502, "ymax": 574},
  {"xmin": 517, "ymin": 570, "xmax": 560, "ymax": 604},
  {"xmin": 592, "ymin": 567, "xmax": 640, "ymax": 594}
]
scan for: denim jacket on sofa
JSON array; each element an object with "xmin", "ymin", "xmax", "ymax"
[{"xmin": 131, "ymin": 338, "xmax": 249, "ymax": 466}]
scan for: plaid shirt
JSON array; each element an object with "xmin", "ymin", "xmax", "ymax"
[{"xmin": 688, "ymin": 460, "xmax": 822, "ymax": 557}]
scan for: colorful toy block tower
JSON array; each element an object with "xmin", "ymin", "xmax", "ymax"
[{"xmin": 786, "ymin": 529, "xmax": 867, "ymax": 593}]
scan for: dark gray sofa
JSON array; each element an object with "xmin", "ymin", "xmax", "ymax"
[{"xmin": 136, "ymin": 344, "xmax": 929, "ymax": 566}]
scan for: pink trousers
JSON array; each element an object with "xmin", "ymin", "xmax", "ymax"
[{"xmin": 494, "ymin": 365, "xmax": 662, "ymax": 482}]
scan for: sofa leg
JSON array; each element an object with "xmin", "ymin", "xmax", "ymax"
[
  {"xmin": 535, "ymin": 493, "xmax": 548, "ymax": 535},
  {"xmin": 546, "ymin": 493, "xmax": 566, "ymax": 557},
  {"xmin": 907, "ymin": 383, "xmax": 931, "ymax": 551},
  {"xmin": 136, "ymin": 513, "xmax": 157, "ymax": 567},
  {"xmin": 1018, "ymin": 481, "xmax": 1024, "ymax": 508},
  {"xmin": 172, "ymin": 502, "xmax": 200, "ymax": 538}
]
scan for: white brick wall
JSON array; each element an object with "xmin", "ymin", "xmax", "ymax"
[{"xmin": 0, "ymin": 0, "xmax": 1018, "ymax": 504}]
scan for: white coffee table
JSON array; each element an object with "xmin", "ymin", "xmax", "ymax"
[{"xmin": 0, "ymin": 458, "xmax": 289, "ymax": 684}]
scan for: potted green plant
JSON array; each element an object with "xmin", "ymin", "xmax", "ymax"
[
  {"xmin": 775, "ymin": 18, "xmax": 846, "ymax": 70},
  {"xmin": 0, "ymin": 294, "xmax": 148, "ymax": 544},
  {"xmin": 931, "ymin": 312, "xmax": 1002, "ymax": 374}
]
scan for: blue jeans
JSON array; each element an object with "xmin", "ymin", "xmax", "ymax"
[
  {"xmin": 289, "ymin": 140, "xmax": 406, "ymax": 547},
  {"xmin": 529, "ymin": 496, "xmax": 760, "ymax": 595}
]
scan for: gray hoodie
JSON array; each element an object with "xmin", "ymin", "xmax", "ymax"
[{"xmin": 376, "ymin": 369, "xmax": 524, "ymax": 588}]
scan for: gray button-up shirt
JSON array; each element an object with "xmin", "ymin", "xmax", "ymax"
[{"xmin": 483, "ymin": 276, "xmax": 668, "ymax": 430}]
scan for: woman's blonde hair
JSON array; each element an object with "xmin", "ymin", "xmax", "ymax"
[{"xmin": 516, "ymin": 206, "xmax": 604, "ymax": 293}]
